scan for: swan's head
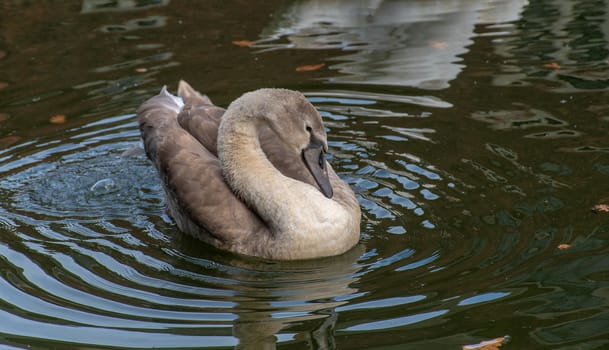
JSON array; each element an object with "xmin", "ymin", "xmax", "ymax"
[{"xmin": 225, "ymin": 88, "xmax": 333, "ymax": 198}]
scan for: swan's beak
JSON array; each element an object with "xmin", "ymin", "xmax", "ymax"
[{"xmin": 303, "ymin": 138, "xmax": 333, "ymax": 199}]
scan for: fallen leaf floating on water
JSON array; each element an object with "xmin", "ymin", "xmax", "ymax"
[
  {"xmin": 592, "ymin": 203, "xmax": 609, "ymax": 213},
  {"xmin": 557, "ymin": 243, "xmax": 572, "ymax": 250},
  {"xmin": 49, "ymin": 114, "xmax": 67, "ymax": 124},
  {"xmin": 135, "ymin": 67, "xmax": 148, "ymax": 73},
  {"xmin": 295, "ymin": 63, "xmax": 325, "ymax": 72},
  {"xmin": 232, "ymin": 40, "xmax": 254, "ymax": 47},
  {"xmin": 543, "ymin": 62, "xmax": 561, "ymax": 70},
  {"xmin": 0, "ymin": 135, "xmax": 22, "ymax": 148},
  {"xmin": 430, "ymin": 41, "xmax": 448, "ymax": 49},
  {"xmin": 463, "ymin": 336, "xmax": 509, "ymax": 350}
]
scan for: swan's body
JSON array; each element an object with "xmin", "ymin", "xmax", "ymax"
[{"xmin": 137, "ymin": 81, "xmax": 360, "ymax": 259}]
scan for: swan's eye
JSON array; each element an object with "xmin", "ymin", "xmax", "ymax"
[{"xmin": 305, "ymin": 125, "xmax": 312, "ymax": 133}]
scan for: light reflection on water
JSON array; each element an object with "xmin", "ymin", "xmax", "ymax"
[
  {"xmin": 258, "ymin": 0, "xmax": 528, "ymax": 89},
  {"xmin": 2, "ymin": 0, "xmax": 609, "ymax": 349}
]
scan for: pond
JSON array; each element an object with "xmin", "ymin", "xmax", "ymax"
[{"xmin": 2, "ymin": 0, "xmax": 609, "ymax": 349}]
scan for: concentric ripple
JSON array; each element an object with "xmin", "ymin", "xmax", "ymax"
[
  {"xmin": 0, "ymin": 93, "xmax": 463, "ymax": 349},
  {"xmin": 5, "ymin": 0, "xmax": 609, "ymax": 348},
  {"xmin": 2, "ymin": 88, "xmax": 608, "ymax": 349}
]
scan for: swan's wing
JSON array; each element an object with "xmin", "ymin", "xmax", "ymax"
[
  {"xmin": 177, "ymin": 79, "xmax": 213, "ymax": 105},
  {"xmin": 176, "ymin": 80, "xmax": 224, "ymax": 155},
  {"xmin": 137, "ymin": 87, "xmax": 183, "ymax": 170},
  {"xmin": 137, "ymin": 88, "xmax": 269, "ymax": 246},
  {"xmin": 177, "ymin": 104, "xmax": 224, "ymax": 155}
]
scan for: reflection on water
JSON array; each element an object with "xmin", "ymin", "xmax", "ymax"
[
  {"xmin": 492, "ymin": 0, "xmax": 609, "ymax": 92},
  {"xmin": 2, "ymin": 0, "xmax": 609, "ymax": 349},
  {"xmin": 258, "ymin": 0, "xmax": 528, "ymax": 89},
  {"xmin": 0, "ymin": 113, "xmax": 364, "ymax": 348},
  {"xmin": 81, "ymin": 0, "xmax": 170, "ymax": 13}
]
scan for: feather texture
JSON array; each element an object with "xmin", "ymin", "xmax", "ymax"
[{"xmin": 138, "ymin": 81, "xmax": 360, "ymax": 259}]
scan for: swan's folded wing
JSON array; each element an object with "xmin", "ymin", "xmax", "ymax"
[
  {"xmin": 178, "ymin": 79, "xmax": 213, "ymax": 106},
  {"xmin": 157, "ymin": 128, "xmax": 270, "ymax": 243},
  {"xmin": 138, "ymin": 92, "xmax": 269, "ymax": 247},
  {"xmin": 137, "ymin": 90, "xmax": 182, "ymax": 170},
  {"xmin": 177, "ymin": 105, "xmax": 224, "ymax": 156},
  {"xmin": 176, "ymin": 81, "xmax": 225, "ymax": 156}
]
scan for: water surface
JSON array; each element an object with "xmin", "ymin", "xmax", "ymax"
[{"xmin": 2, "ymin": 1, "xmax": 609, "ymax": 349}]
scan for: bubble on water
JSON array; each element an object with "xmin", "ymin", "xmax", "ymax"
[{"xmin": 90, "ymin": 178, "xmax": 117, "ymax": 195}]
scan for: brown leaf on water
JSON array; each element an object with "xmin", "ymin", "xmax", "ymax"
[
  {"xmin": 135, "ymin": 67, "xmax": 148, "ymax": 73},
  {"xmin": 430, "ymin": 41, "xmax": 448, "ymax": 49},
  {"xmin": 557, "ymin": 243, "xmax": 572, "ymax": 250},
  {"xmin": 543, "ymin": 62, "xmax": 561, "ymax": 70},
  {"xmin": 232, "ymin": 40, "xmax": 254, "ymax": 47},
  {"xmin": 0, "ymin": 135, "xmax": 22, "ymax": 148},
  {"xmin": 49, "ymin": 114, "xmax": 67, "ymax": 124},
  {"xmin": 463, "ymin": 336, "xmax": 509, "ymax": 350},
  {"xmin": 592, "ymin": 203, "xmax": 609, "ymax": 213},
  {"xmin": 296, "ymin": 63, "xmax": 325, "ymax": 72}
]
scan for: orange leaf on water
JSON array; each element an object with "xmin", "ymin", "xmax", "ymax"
[
  {"xmin": 295, "ymin": 63, "xmax": 325, "ymax": 72},
  {"xmin": 557, "ymin": 243, "xmax": 572, "ymax": 250},
  {"xmin": 430, "ymin": 41, "xmax": 448, "ymax": 49},
  {"xmin": 232, "ymin": 40, "xmax": 254, "ymax": 47},
  {"xmin": 592, "ymin": 203, "xmax": 609, "ymax": 213},
  {"xmin": 49, "ymin": 114, "xmax": 67, "ymax": 124},
  {"xmin": 543, "ymin": 62, "xmax": 561, "ymax": 70},
  {"xmin": 463, "ymin": 336, "xmax": 509, "ymax": 350}
]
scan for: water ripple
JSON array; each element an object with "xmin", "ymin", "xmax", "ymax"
[
  {"xmin": 0, "ymin": 87, "xmax": 589, "ymax": 349},
  {"xmin": 0, "ymin": 86, "xmax": 456, "ymax": 348}
]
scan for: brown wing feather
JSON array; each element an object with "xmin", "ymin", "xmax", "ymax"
[
  {"xmin": 176, "ymin": 80, "xmax": 224, "ymax": 154},
  {"xmin": 177, "ymin": 104, "xmax": 223, "ymax": 155},
  {"xmin": 137, "ymin": 89, "xmax": 270, "ymax": 254}
]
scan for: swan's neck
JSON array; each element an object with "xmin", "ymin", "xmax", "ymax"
[
  {"xmin": 217, "ymin": 116, "xmax": 356, "ymax": 258},
  {"xmin": 218, "ymin": 117, "xmax": 313, "ymax": 230}
]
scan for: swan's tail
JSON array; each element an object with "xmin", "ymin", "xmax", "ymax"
[{"xmin": 157, "ymin": 85, "xmax": 184, "ymax": 112}]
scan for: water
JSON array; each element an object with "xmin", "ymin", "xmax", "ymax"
[{"xmin": 2, "ymin": 0, "xmax": 609, "ymax": 349}]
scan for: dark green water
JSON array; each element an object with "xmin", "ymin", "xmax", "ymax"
[{"xmin": 2, "ymin": 1, "xmax": 609, "ymax": 349}]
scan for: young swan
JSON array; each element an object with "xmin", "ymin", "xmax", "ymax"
[{"xmin": 138, "ymin": 81, "xmax": 360, "ymax": 259}]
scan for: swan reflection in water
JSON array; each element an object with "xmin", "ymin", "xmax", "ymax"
[
  {"xmin": 170, "ymin": 235, "xmax": 365, "ymax": 349},
  {"xmin": 259, "ymin": 0, "xmax": 528, "ymax": 89}
]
